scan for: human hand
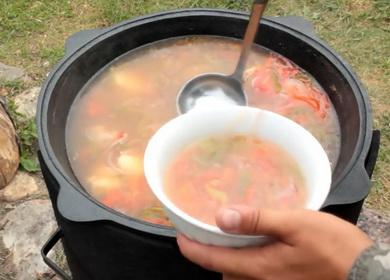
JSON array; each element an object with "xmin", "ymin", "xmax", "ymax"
[{"xmin": 177, "ymin": 206, "xmax": 373, "ymax": 280}]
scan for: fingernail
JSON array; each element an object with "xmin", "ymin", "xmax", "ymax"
[{"xmin": 221, "ymin": 208, "xmax": 241, "ymax": 230}]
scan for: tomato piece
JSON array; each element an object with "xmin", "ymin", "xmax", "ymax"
[
  {"xmin": 292, "ymin": 95, "xmax": 320, "ymax": 110},
  {"xmin": 101, "ymin": 189, "xmax": 124, "ymax": 208},
  {"xmin": 87, "ymin": 101, "xmax": 104, "ymax": 117},
  {"xmin": 251, "ymin": 69, "xmax": 281, "ymax": 95},
  {"xmin": 116, "ymin": 131, "xmax": 126, "ymax": 139}
]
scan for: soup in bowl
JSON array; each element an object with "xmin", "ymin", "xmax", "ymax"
[{"xmin": 144, "ymin": 106, "xmax": 332, "ymax": 247}]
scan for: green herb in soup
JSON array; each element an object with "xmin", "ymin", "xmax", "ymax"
[
  {"xmin": 66, "ymin": 36, "xmax": 340, "ymax": 226},
  {"xmin": 165, "ymin": 135, "xmax": 307, "ymax": 226}
]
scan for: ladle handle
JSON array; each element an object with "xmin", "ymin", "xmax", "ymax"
[{"xmin": 232, "ymin": 0, "xmax": 268, "ymax": 81}]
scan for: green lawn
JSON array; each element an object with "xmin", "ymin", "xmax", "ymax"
[{"xmin": 0, "ymin": 0, "xmax": 389, "ymax": 211}]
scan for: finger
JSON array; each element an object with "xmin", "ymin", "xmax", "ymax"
[
  {"xmin": 215, "ymin": 206, "xmax": 299, "ymax": 239},
  {"xmin": 177, "ymin": 234, "xmax": 272, "ymax": 277}
]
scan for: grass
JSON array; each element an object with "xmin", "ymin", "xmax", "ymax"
[
  {"xmin": 5, "ymin": 99, "xmax": 40, "ymax": 172},
  {"xmin": 0, "ymin": 0, "xmax": 388, "ymax": 211}
]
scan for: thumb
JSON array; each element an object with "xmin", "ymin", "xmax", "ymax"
[{"xmin": 215, "ymin": 205, "xmax": 299, "ymax": 239}]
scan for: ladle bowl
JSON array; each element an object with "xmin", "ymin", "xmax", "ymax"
[
  {"xmin": 177, "ymin": 0, "xmax": 268, "ymax": 113},
  {"xmin": 177, "ymin": 73, "xmax": 247, "ymax": 114}
]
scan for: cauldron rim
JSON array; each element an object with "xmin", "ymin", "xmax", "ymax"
[{"xmin": 37, "ymin": 8, "xmax": 372, "ymax": 237}]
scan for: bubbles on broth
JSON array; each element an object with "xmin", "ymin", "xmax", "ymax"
[{"xmin": 66, "ymin": 36, "xmax": 341, "ymax": 226}]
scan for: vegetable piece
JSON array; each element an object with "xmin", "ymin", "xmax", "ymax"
[
  {"xmin": 140, "ymin": 206, "xmax": 171, "ymax": 226},
  {"xmin": 101, "ymin": 188, "xmax": 124, "ymax": 208},
  {"xmin": 117, "ymin": 152, "xmax": 143, "ymax": 176},
  {"xmin": 205, "ymin": 186, "xmax": 228, "ymax": 204},
  {"xmin": 85, "ymin": 125, "xmax": 117, "ymax": 143},
  {"xmin": 283, "ymin": 79, "xmax": 329, "ymax": 118},
  {"xmin": 111, "ymin": 69, "xmax": 153, "ymax": 94},
  {"xmin": 251, "ymin": 68, "xmax": 281, "ymax": 95},
  {"xmin": 87, "ymin": 175, "xmax": 120, "ymax": 196},
  {"xmin": 115, "ymin": 131, "xmax": 126, "ymax": 140},
  {"xmin": 86, "ymin": 101, "xmax": 104, "ymax": 117}
]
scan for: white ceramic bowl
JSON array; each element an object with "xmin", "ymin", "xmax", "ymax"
[{"xmin": 144, "ymin": 106, "xmax": 332, "ymax": 247}]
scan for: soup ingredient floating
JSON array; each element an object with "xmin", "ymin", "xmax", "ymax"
[{"xmin": 164, "ymin": 135, "xmax": 307, "ymax": 226}]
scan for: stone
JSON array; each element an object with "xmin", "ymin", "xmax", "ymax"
[
  {"xmin": 4, "ymin": 203, "xmax": 15, "ymax": 210},
  {"xmin": 34, "ymin": 174, "xmax": 51, "ymax": 196},
  {"xmin": 0, "ymin": 200, "xmax": 57, "ymax": 280},
  {"xmin": 0, "ymin": 62, "xmax": 25, "ymax": 82},
  {"xmin": 0, "ymin": 103, "xmax": 19, "ymax": 189},
  {"xmin": 0, "ymin": 87, "xmax": 8, "ymax": 97},
  {"xmin": 14, "ymin": 87, "xmax": 41, "ymax": 119},
  {"xmin": 357, "ymin": 207, "xmax": 390, "ymax": 244},
  {"xmin": 0, "ymin": 171, "xmax": 39, "ymax": 202}
]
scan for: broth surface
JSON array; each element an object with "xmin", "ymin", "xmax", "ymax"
[
  {"xmin": 165, "ymin": 135, "xmax": 307, "ymax": 226},
  {"xmin": 66, "ymin": 36, "xmax": 340, "ymax": 226}
]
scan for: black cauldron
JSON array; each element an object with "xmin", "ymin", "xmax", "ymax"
[{"xmin": 37, "ymin": 9, "xmax": 380, "ymax": 280}]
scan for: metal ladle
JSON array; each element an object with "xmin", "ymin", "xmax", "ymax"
[{"xmin": 177, "ymin": 0, "xmax": 269, "ymax": 114}]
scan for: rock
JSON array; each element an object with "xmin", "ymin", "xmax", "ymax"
[
  {"xmin": 0, "ymin": 103, "xmax": 19, "ymax": 189},
  {"xmin": 0, "ymin": 172, "xmax": 39, "ymax": 202},
  {"xmin": 0, "ymin": 87, "xmax": 8, "ymax": 97},
  {"xmin": 4, "ymin": 203, "xmax": 15, "ymax": 210},
  {"xmin": 0, "ymin": 63, "xmax": 25, "ymax": 82},
  {"xmin": 14, "ymin": 87, "xmax": 41, "ymax": 118},
  {"xmin": 33, "ymin": 174, "xmax": 51, "ymax": 196},
  {"xmin": 357, "ymin": 207, "xmax": 390, "ymax": 244},
  {"xmin": 0, "ymin": 200, "xmax": 57, "ymax": 280}
]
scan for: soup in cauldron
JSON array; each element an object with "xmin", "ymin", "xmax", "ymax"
[{"xmin": 66, "ymin": 36, "xmax": 340, "ymax": 226}]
